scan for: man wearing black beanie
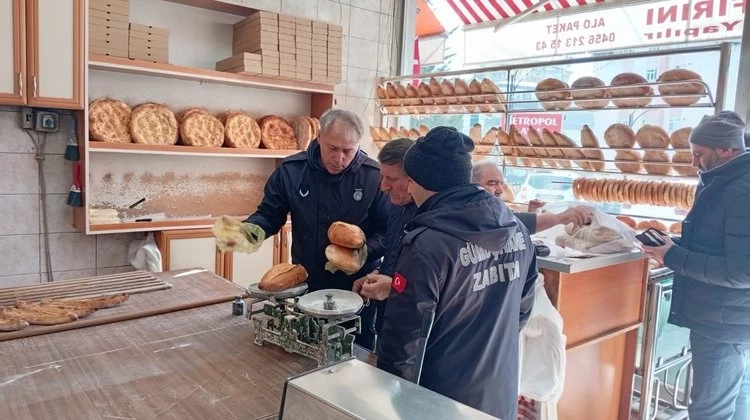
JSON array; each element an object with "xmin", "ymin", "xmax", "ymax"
[{"xmin": 377, "ymin": 126, "xmax": 538, "ymax": 419}]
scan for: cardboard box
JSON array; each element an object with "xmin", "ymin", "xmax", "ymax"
[
  {"xmin": 295, "ymin": 38, "xmax": 312, "ymax": 47},
  {"xmin": 234, "ymin": 11, "xmax": 278, "ymax": 31},
  {"xmin": 91, "ymin": 38, "xmax": 129, "ymax": 52},
  {"xmin": 233, "ymin": 30, "xmax": 278, "ymax": 46},
  {"xmin": 262, "ymin": 67, "xmax": 279, "ymax": 77},
  {"xmin": 312, "ymin": 44, "xmax": 327, "ymax": 51},
  {"xmin": 327, "ymin": 24, "xmax": 343, "ymax": 33},
  {"xmin": 295, "ymin": 17, "xmax": 312, "ymax": 25},
  {"xmin": 232, "ymin": 41, "xmax": 278, "ymax": 55},
  {"xmin": 129, "ymin": 35, "xmax": 167, "ymax": 48},
  {"xmin": 90, "ymin": 46, "xmax": 129, "ymax": 57},
  {"xmin": 90, "ymin": 18, "xmax": 129, "ymax": 31},
  {"xmin": 128, "ymin": 49, "xmax": 168, "ymax": 63},
  {"xmin": 223, "ymin": 64, "xmax": 262, "ymax": 75},
  {"xmin": 215, "ymin": 53, "xmax": 262, "ymax": 71},
  {"xmin": 90, "ymin": 8, "xmax": 129, "ymax": 23},
  {"xmin": 279, "ymin": 26, "xmax": 295, "ymax": 35},
  {"xmin": 278, "ymin": 14, "xmax": 296, "ymax": 23},
  {"xmin": 91, "ymin": 25, "xmax": 129, "ymax": 39},
  {"xmin": 89, "ymin": 0, "xmax": 129, "ymax": 16},
  {"xmin": 278, "ymin": 33, "xmax": 295, "ymax": 42},
  {"xmin": 234, "ymin": 20, "xmax": 279, "ymax": 35},
  {"xmin": 130, "ymin": 23, "xmax": 169, "ymax": 37},
  {"xmin": 279, "ymin": 52, "xmax": 295, "ymax": 60},
  {"xmin": 279, "ymin": 19, "xmax": 295, "ymax": 29}
]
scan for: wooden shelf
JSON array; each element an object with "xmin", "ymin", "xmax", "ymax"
[
  {"xmin": 89, "ymin": 219, "xmax": 217, "ymax": 234},
  {"xmin": 163, "ymin": 0, "xmax": 256, "ymax": 15},
  {"xmin": 88, "ymin": 141, "xmax": 299, "ymax": 159},
  {"xmin": 88, "ymin": 54, "xmax": 334, "ymax": 94}
]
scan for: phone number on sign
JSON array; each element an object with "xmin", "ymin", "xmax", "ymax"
[{"xmin": 535, "ymin": 33, "xmax": 616, "ymax": 51}]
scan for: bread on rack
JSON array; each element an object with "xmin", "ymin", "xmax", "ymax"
[
  {"xmin": 440, "ymin": 79, "xmax": 458, "ymax": 104},
  {"xmin": 395, "ymin": 83, "xmax": 408, "ymax": 103},
  {"xmin": 417, "ymin": 82, "xmax": 433, "ymax": 106},
  {"xmin": 418, "ymin": 124, "xmax": 430, "ymax": 136},
  {"xmin": 604, "ymin": 123, "xmax": 637, "ymax": 148},
  {"xmin": 385, "ymin": 82, "xmax": 399, "ymax": 104},
  {"xmin": 614, "ymin": 150, "xmax": 643, "ymax": 173},
  {"xmin": 129, "ymin": 103, "xmax": 179, "ymax": 145},
  {"xmin": 388, "ymin": 127, "xmax": 399, "ymax": 140},
  {"xmin": 260, "ymin": 115, "xmax": 297, "ymax": 150},
  {"xmin": 609, "ymin": 73, "xmax": 653, "ymax": 108},
  {"xmin": 527, "ymin": 127, "xmax": 554, "ymax": 167},
  {"xmin": 497, "ymin": 128, "xmax": 518, "ymax": 165},
  {"xmin": 454, "ymin": 78, "xmax": 473, "ymax": 106},
  {"xmin": 657, "ymin": 69, "xmax": 706, "ymax": 106},
  {"xmin": 376, "ymin": 85, "xmax": 389, "ymax": 105},
  {"xmin": 479, "ymin": 78, "xmax": 506, "ymax": 112},
  {"xmin": 580, "ymin": 125, "xmax": 605, "ymax": 171},
  {"xmin": 469, "ymin": 79, "xmax": 490, "ymax": 113},
  {"xmin": 405, "ymin": 84, "xmax": 421, "ymax": 113},
  {"xmin": 378, "ymin": 127, "xmax": 391, "ymax": 141},
  {"xmin": 180, "ymin": 108, "xmax": 224, "ymax": 147},
  {"xmin": 552, "ymin": 130, "xmax": 587, "ymax": 169},
  {"xmin": 369, "ymin": 126, "xmax": 381, "ymax": 142},
  {"xmin": 643, "ymin": 150, "xmax": 672, "ymax": 175},
  {"xmin": 469, "ymin": 123, "xmax": 483, "ymax": 145},
  {"xmin": 669, "ymin": 222, "xmax": 682, "ymax": 234},
  {"xmin": 542, "ymin": 129, "xmax": 571, "ymax": 168},
  {"xmin": 292, "ymin": 117, "xmax": 315, "ymax": 150},
  {"xmin": 535, "ymin": 78, "xmax": 572, "ymax": 110},
  {"xmin": 636, "ymin": 125, "xmax": 670, "ymax": 149},
  {"xmin": 429, "ymin": 77, "xmax": 446, "ymax": 106},
  {"xmin": 670, "ymin": 127, "xmax": 692, "ymax": 149},
  {"xmin": 408, "ymin": 128, "xmax": 421, "ymax": 140},
  {"xmin": 398, "ymin": 127, "xmax": 409, "ymax": 139},
  {"xmin": 89, "ymin": 98, "xmax": 133, "ymax": 143},
  {"xmin": 476, "ymin": 127, "xmax": 497, "ymax": 155},
  {"xmin": 571, "ymin": 76, "xmax": 610, "ymax": 109},
  {"xmin": 616, "ymin": 215, "xmax": 637, "ymax": 229},
  {"xmin": 637, "ymin": 220, "xmax": 667, "ymax": 232},
  {"xmin": 672, "ymin": 151, "xmax": 698, "ymax": 176},
  {"xmin": 510, "ymin": 125, "xmax": 541, "ymax": 167},
  {"xmin": 223, "ymin": 111, "xmax": 261, "ymax": 149}
]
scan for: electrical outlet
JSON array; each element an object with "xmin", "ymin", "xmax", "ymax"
[
  {"xmin": 19, "ymin": 108, "xmax": 34, "ymax": 129},
  {"xmin": 35, "ymin": 111, "xmax": 59, "ymax": 132}
]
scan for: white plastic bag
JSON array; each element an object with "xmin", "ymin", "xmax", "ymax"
[
  {"xmin": 518, "ymin": 274, "xmax": 566, "ymax": 404},
  {"xmin": 128, "ymin": 232, "xmax": 163, "ymax": 272}
]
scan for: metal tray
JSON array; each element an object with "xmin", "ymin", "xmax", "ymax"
[
  {"xmin": 247, "ymin": 282, "xmax": 308, "ymax": 300},
  {"xmin": 296, "ymin": 289, "xmax": 363, "ymax": 318}
]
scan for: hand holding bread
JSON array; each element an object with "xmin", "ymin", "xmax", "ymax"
[
  {"xmin": 213, "ymin": 216, "xmax": 266, "ymax": 254},
  {"xmin": 325, "ymin": 221, "xmax": 368, "ymax": 275}
]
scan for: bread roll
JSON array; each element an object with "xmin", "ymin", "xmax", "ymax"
[
  {"xmin": 636, "ymin": 125, "xmax": 670, "ymax": 149},
  {"xmin": 259, "ymin": 263, "xmax": 308, "ymax": 291},
  {"xmin": 669, "ymin": 222, "xmax": 682, "ymax": 234},
  {"xmin": 616, "ymin": 215, "xmax": 637, "ymax": 229},
  {"xmin": 615, "ymin": 150, "xmax": 642, "ymax": 173},
  {"xmin": 552, "ymin": 131, "xmax": 586, "ymax": 169},
  {"xmin": 571, "ymin": 77, "xmax": 609, "ymax": 109},
  {"xmin": 527, "ymin": 127, "xmax": 553, "ymax": 167},
  {"xmin": 610, "ymin": 73, "xmax": 653, "ymax": 108},
  {"xmin": 325, "ymin": 244, "xmax": 362, "ymax": 273},
  {"xmin": 429, "ymin": 77, "xmax": 445, "ymax": 105},
  {"xmin": 657, "ymin": 69, "xmax": 706, "ymax": 106},
  {"xmin": 535, "ymin": 78, "xmax": 571, "ymax": 110},
  {"xmin": 640, "ymin": 220, "xmax": 667, "ymax": 232},
  {"xmin": 497, "ymin": 128, "xmax": 517, "ymax": 165},
  {"xmin": 643, "ymin": 151, "xmax": 671, "ymax": 175},
  {"xmin": 670, "ymin": 127, "xmax": 692, "ymax": 149},
  {"xmin": 581, "ymin": 125, "xmax": 605, "ymax": 171},
  {"xmin": 542, "ymin": 129, "xmax": 570, "ymax": 168},
  {"xmin": 604, "ymin": 123, "xmax": 636, "ymax": 148},
  {"xmin": 672, "ymin": 151, "xmax": 698, "ymax": 176},
  {"xmin": 417, "ymin": 82, "xmax": 433, "ymax": 106},
  {"xmin": 328, "ymin": 221, "xmax": 365, "ymax": 248}
]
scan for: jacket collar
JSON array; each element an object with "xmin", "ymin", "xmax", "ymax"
[{"xmin": 699, "ymin": 152, "xmax": 750, "ymax": 185}]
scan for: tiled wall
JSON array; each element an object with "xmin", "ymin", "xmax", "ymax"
[{"xmin": 0, "ymin": 0, "xmax": 397, "ymax": 287}]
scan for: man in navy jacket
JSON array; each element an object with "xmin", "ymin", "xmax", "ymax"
[
  {"xmin": 644, "ymin": 111, "xmax": 750, "ymax": 419},
  {"xmin": 228, "ymin": 109, "xmax": 389, "ymax": 348},
  {"xmin": 376, "ymin": 127, "xmax": 538, "ymax": 419}
]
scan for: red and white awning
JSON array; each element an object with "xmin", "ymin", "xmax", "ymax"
[{"xmin": 445, "ymin": 0, "xmax": 606, "ymax": 25}]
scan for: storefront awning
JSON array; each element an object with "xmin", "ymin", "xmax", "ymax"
[{"xmin": 445, "ymin": 0, "xmax": 606, "ymax": 25}]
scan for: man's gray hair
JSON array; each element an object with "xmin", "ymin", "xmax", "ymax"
[
  {"xmin": 319, "ymin": 109, "xmax": 364, "ymax": 142},
  {"xmin": 471, "ymin": 159, "xmax": 499, "ymax": 182}
]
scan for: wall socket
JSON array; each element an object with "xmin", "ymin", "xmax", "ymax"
[
  {"xmin": 19, "ymin": 108, "xmax": 34, "ymax": 129},
  {"xmin": 35, "ymin": 111, "xmax": 59, "ymax": 132}
]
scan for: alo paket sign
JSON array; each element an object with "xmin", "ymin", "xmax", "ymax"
[
  {"xmin": 464, "ymin": 0, "xmax": 746, "ymax": 64},
  {"xmin": 500, "ymin": 113, "xmax": 563, "ymax": 134}
]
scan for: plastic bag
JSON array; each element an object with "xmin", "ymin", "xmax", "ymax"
[
  {"xmin": 518, "ymin": 274, "xmax": 566, "ymax": 404},
  {"xmin": 128, "ymin": 232, "xmax": 163, "ymax": 272},
  {"xmin": 541, "ymin": 202, "xmax": 637, "ymax": 255}
]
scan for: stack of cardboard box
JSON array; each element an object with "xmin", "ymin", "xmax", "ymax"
[
  {"xmin": 327, "ymin": 25, "xmax": 343, "ymax": 84},
  {"xmin": 295, "ymin": 18, "xmax": 313, "ymax": 81},
  {"xmin": 311, "ymin": 22, "xmax": 328, "ymax": 83},
  {"xmin": 90, "ymin": 0, "xmax": 130, "ymax": 58},
  {"xmin": 128, "ymin": 23, "xmax": 169, "ymax": 63},
  {"xmin": 278, "ymin": 15, "xmax": 296, "ymax": 79},
  {"xmin": 233, "ymin": 11, "xmax": 279, "ymax": 77},
  {"xmin": 215, "ymin": 53, "xmax": 262, "ymax": 75}
]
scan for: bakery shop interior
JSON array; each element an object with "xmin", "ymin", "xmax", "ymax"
[{"xmin": 2, "ymin": 0, "xmax": 750, "ymax": 419}]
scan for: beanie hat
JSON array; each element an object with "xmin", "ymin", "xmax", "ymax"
[
  {"xmin": 689, "ymin": 110, "xmax": 746, "ymax": 150},
  {"xmin": 403, "ymin": 126, "xmax": 475, "ymax": 192}
]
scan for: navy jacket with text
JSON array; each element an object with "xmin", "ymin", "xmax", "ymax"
[
  {"xmin": 377, "ymin": 184, "xmax": 538, "ymax": 419},
  {"xmin": 245, "ymin": 140, "xmax": 389, "ymax": 291}
]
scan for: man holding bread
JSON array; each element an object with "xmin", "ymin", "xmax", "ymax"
[
  {"xmin": 643, "ymin": 111, "xmax": 750, "ymax": 420},
  {"xmin": 219, "ymin": 108, "xmax": 389, "ymax": 349},
  {"xmin": 376, "ymin": 126, "xmax": 538, "ymax": 419}
]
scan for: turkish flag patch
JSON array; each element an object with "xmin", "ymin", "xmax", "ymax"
[{"xmin": 393, "ymin": 272, "xmax": 407, "ymax": 293}]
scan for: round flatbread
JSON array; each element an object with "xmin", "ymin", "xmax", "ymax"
[
  {"xmin": 610, "ymin": 72, "xmax": 652, "ymax": 108},
  {"xmin": 670, "ymin": 127, "xmax": 692, "ymax": 149},
  {"xmin": 292, "ymin": 117, "xmax": 314, "ymax": 150},
  {"xmin": 615, "ymin": 150, "xmax": 642, "ymax": 174},
  {"xmin": 129, "ymin": 103, "xmax": 179, "ymax": 145},
  {"xmin": 223, "ymin": 111, "xmax": 261, "ymax": 149},
  {"xmin": 571, "ymin": 76, "xmax": 609, "ymax": 109},
  {"xmin": 657, "ymin": 68, "xmax": 706, "ymax": 106},
  {"xmin": 535, "ymin": 78, "xmax": 571, "ymax": 110},
  {"xmin": 89, "ymin": 98, "xmax": 133, "ymax": 143},
  {"xmin": 604, "ymin": 124, "xmax": 636, "ymax": 148},
  {"xmin": 643, "ymin": 150, "xmax": 671, "ymax": 175},
  {"xmin": 180, "ymin": 109, "xmax": 224, "ymax": 147},
  {"xmin": 260, "ymin": 116, "xmax": 297, "ymax": 150},
  {"xmin": 672, "ymin": 151, "xmax": 698, "ymax": 176},
  {"xmin": 636, "ymin": 125, "xmax": 670, "ymax": 149}
]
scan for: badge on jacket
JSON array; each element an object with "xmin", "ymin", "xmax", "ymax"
[
  {"xmin": 393, "ymin": 272, "xmax": 407, "ymax": 293},
  {"xmin": 299, "ymin": 183, "xmax": 310, "ymax": 198},
  {"xmin": 353, "ymin": 187, "xmax": 363, "ymax": 201}
]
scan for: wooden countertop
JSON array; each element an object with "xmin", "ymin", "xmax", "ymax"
[{"xmin": 0, "ymin": 270, "xmax": 374, "ymax": 420}]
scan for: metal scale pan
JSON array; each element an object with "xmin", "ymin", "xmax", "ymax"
[
  {"xmin": 246, "ymin": 282, "xmax": 309, "ymax": 300},
  {"xmin": 296, "ymin": 289, "xmax": 363, "ymax": 318}
]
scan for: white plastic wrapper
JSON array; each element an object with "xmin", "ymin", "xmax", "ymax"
[{"xmin": 128, "ymin": 232, "xmax": 163, "ymax": 272}]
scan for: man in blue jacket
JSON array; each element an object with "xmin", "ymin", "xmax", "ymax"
[
  {"xmin": 225, "ymin": 109, "xmax": 389, "ymax": 349},
  {"xmin": 376, "ymin": 127, "xmax": 538, "ymax": 419},
  {"xmin": 643, "ymin": 111, "xmax": 750, "ymax": 420}
]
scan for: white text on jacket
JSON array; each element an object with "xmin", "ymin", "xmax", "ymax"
[
  {"xmin": 472, "ymin": 261, "xmax": 521, "ymax": 292},
  {"xmin": 459, "ymin": 232, "xmax": 527, "ymax": 267}
]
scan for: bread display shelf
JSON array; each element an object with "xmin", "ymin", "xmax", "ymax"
[
  {"xmin": 89, "ymin": 142, "xmax": 298, "ymax": 159},
  {"xmin": 500, "ymin": 162, "xmax": 697, "ymax": 179},
  {"xmin": 376, "ymin": 80, "xmax": 715, "ymax": 116},
  {"xmin": 503, "ymin": 201, "xmax": 685, "ymax": 223},
  {"xmin": 89, "ymin": 54, "xmax": 334, "ymax": 95}
]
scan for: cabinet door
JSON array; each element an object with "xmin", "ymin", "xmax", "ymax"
[
  {"xmin": 0, "ymin": 0, "xmax": 25, "ymax": 105},
  {"xmin": 26, "ymin": 0, "xmax": 84, "ymax": 109},
  {"xmin": 155, "ymin": 229, "xmax": 223, "ymax": 274},
  {"xmin": 280, "ymin": 222, "xmax": 292, "ymax": 263},
  {"xmin": 224, "ymin": 235, "xmax": 279, "ymax": 288}
]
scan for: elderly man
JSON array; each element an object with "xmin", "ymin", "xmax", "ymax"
[
  {"xmin": 377, "ymin": 127, "xmax": 537, "ymax": 418},
  {"xmin": 643, "ymin": 111, "xmax": 750, "ymax": 420},
  {"xmin": 472, "ymin": 160, "xmax": 592, "ymax": 233},
  {"xmin": 222, "ymin": 108, "xmax": 389, "ymax": 349}
]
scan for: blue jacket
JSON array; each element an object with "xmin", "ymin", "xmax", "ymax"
[
  {"xmin": 377, "ymin": 185, "xmax": 538, "ymax": 419},
  {"xmin": 245, "ymin": 141, "xmax": 389, "ymax": 291},
  {"xmin": 665, "ymin": 152, "xmax": 750, "ymax": 343}
]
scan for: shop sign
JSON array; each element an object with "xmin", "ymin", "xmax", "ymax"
[
  {"xmin": 464, "ymin": 0, "xmax": 746, "ymax": 64},
  {"xmin": 500, "ymin": 113, "xmax": 564, "ymax": 134}
]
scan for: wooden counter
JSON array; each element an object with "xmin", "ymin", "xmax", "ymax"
[
  {"xmin": 0, "ymin": 270, "xmax": 328, "ymax": 420},
  {"xmin": 540, "ymin": 254, "xmax": 649, "ymax": 420}
]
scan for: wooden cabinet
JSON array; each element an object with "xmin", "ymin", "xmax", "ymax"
[
  {"xmin": 0, "ymin": 0, "xmax": 25, "ymax": 105},
  {"xmin": 280, "ymin": 222, "xmax": 292, "ymax": 264},
  {"xmin": 223, "ymin": 236, "xmax": 279, "ymax": 288},
  {"xmin": 0, "ymin": 0, "xmax": 84, "ymax": 109},
  {"xmin": 154, "ymin": 229, "xmax": 224, "ymax": 274}
]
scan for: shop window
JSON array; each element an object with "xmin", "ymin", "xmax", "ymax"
[{"xmin": 646, "ymin": 69, "xmax": 657, "ymax": 81}]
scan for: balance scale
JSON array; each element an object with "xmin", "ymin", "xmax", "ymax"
[{"xmin": 247, "ymin": 283, "xmax": 363, "ymax": 367}]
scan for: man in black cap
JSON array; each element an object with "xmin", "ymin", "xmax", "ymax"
[
  {"xmin": 643, "ymin": 110, "xmax": 750, "ymax": 419},
  {"xmin": 376, "ymin": 126, "xmax": 538, "ymax": 419}
]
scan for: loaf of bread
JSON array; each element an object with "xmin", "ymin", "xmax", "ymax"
[
  {"xmin": 328, "ymin": 221, "xmax": 365, "ymax": 249},
  {"xmin": 669, "ymin": 222, "xmax": 682, "ymax": 234},
  {"xmin": 636, "ymin": 220, "xmax": 668, "ymax": 232},
  {"xmin": 325, "ymin": 244, "xmax": 362, "ymax": 274},
  {"xmin": 259, "ymin": 263, "xmax": 308, "ymax": 291},
  {"xmin": 657, "ymin": 69, "xmax": 706, "ymax": 106},
  {"xmin": 535, "ymin": 78, "xmax": 572, "ymax": 110},
  {"xmin": 615, "ymin": 215, "xmax": 637, "ymax": 229},
  {"xmin": 571, "ymin": 77, "xmax": 609, "ymax": 109},
  {"xmin": 609, "ymin": 73, "xmax": 652, "ymax": 108},
  {"xmin": 0, "ymin": 316, "xmax": 28, "ymax": 332}
]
